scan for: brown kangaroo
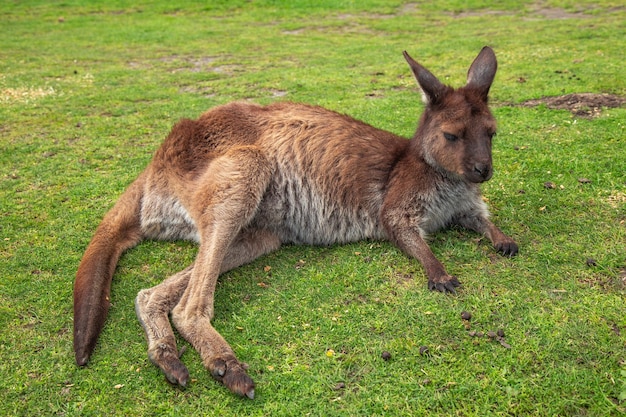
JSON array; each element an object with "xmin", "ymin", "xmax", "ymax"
[{"xmin": 73, "ymin": 46, "xmax": 518, "ymax": 399}]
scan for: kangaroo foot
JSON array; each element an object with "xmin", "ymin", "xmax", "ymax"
[
  {"xmin": 147, "ymin": 341, "xmax": 190, "ymax": 387},
  {"xmin": 207, "ymin": 356, "xmax": 255, "ymax": 399},
  {"xmin": 135, "ymin": 290, "xmax": 190, "ymax": 386}
]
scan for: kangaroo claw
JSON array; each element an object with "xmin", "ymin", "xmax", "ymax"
[
  {"xmin": 147, "ymin": 344, "xmax": 190, "ymax": 387},
  {"xmin": 496, "ymin": 240, "xmax": 519, "ymax": 257},
  {"xmin": 208, "ymin": 357, "xmax": 256, "ymax": 399},
  {"xmin": 428, "ymin": 275, "xmax": 461, "ymax": 294}
]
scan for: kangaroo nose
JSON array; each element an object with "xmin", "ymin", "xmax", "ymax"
[{"xmin": 474, "ymin": 163, "xmax": 492, "ymax": 179}]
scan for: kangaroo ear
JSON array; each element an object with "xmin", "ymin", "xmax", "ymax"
[
  {"xmin": 403, "ymin": 50, "xmax": 446, "ymax": 105},
  {"xmin": 466, "ymin": 46, "xmax": 497, "ymax": 100}
]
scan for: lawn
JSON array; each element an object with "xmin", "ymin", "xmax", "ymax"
[{"xmin": 0, "ymin": 1, "xmax": 624, "ymax": 416}]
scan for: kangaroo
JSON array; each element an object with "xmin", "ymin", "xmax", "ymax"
[{"xmin": 73, "ymin": 47, "xmax": 518, "ymax": 399}]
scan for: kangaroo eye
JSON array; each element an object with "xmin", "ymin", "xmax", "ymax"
[{"xmin": 443, "ymin": 132, "xmax": 458, "ymax": 142}]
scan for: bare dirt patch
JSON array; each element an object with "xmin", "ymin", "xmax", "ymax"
[
  {"xmin": 449, "ymin": 10, "xmax": 513, "ymax": 18},
  {"xmin": 129, "ymin": 55, "xmax": 238, "ymax": 74},
  {"xmin": 447, "ymin": 6, "xmax": 595, "ymax": 19},
  {"xmin": 528, "ymin": 7, "xmax": 593, "ymax": 20},
  {"xmin": 520, "ymin": 93, "xmax": 625, "ymax": 117}
]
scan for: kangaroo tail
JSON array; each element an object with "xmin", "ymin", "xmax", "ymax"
[{"xmin": 73, "ymin": 173, "xmax": 146, "ymax": 366}]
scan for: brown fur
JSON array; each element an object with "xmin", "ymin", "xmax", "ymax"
[{"xmin": 73, "ymin": 47, "xmax": 518, "ymax": 399}]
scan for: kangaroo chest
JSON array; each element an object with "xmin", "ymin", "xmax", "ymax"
[{"xmin": 417, "ymin": 181, "xmax": 485, "ymax": 235}]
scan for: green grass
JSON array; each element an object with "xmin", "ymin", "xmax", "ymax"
[{"xmin": 1, "ymin": 1, "xmax": 625, "ymax": 415}]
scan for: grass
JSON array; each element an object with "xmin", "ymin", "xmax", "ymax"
[{"xmin": 1, "ymin": 0, "xmax": 625, "ymax": 415}]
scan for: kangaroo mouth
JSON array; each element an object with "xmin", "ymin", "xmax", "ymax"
[{"xmin": 465, "ymin": 167, "xmax": 493, "ymax": 183}]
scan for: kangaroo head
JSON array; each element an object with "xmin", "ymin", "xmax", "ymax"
[{"xmin": 404, "ymin": 47, "xmax": 498, "ymax": 183}]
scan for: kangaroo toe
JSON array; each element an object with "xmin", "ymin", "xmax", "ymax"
[
  {"xmin": 428, "ymin": 275, "xmax": 461, "ymax": 294},
  {"xmin": 208, "ymin": 357, "xmax": 255, "ymax": 399},
  {"xmin": 496, "ymin": 239, "xmax": 519, "ymax": 257},
  {"xmin": 148, "ymin": 343, "xmax": 190, "ymax": 387}
]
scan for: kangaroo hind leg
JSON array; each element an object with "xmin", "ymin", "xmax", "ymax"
[
  {"xmin": 136, "ymin": 266, "xmax": 193, "ymax": 386},
  {"xmin": 135, "ymin": 227, "xmax": 280, "ymax": 388},
  {"xmin": 169, "ymin": 146, "xmax": 273, "ymax": 399}
]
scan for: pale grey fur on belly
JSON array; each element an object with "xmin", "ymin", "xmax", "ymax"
[{"xmin": 140, "ymin": 193, "xmax": 200, "ymax": 242}]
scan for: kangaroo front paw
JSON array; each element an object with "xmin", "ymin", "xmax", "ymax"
[
  {"xmin": 428, "ymin": 275, "xmax": 461, "ymax": 293},
  {"xmin": 495, "ymin": 238, "xmax": 519, "ymax": 257},
  {"xmin": 207, "ymin": 357, "xmax": 255, "ymax": 399}
]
